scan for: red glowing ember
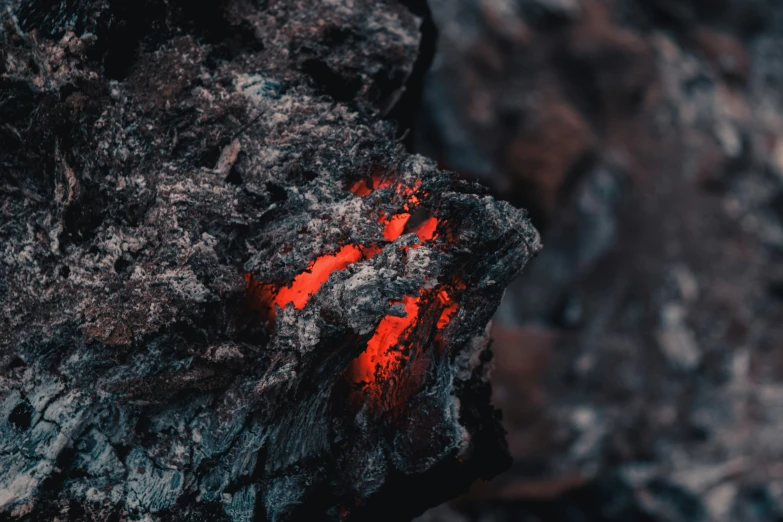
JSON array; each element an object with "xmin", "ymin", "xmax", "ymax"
[
  {"xmin": 275, "ymin": 244, "xmax": 363, "ymax": 309},
  {"xmin": 436, "ymin": 290, "xmax": 459, "ymax": 328},
  {"xmin": 350, "ymin": 295, "xmax": 421, "ymax": 385},
  {"xmin": 245, "ymin": 173, "xmax": 461, "ymax": 410},
  {"xmin": 348, "ymin": 170, "xmax": 394, "ymax": 196},
  {"xmin": 411, "ymin": 216, "xmax": 439, "ymax": 241},
  {"xmin": 383, "ymin": 213, "xmax": 411, "ymax": 241}
]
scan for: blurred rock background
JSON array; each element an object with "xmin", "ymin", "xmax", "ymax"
[{"xmin": 413, "ymin": 0, "xmax": 783, "ymax": 520}]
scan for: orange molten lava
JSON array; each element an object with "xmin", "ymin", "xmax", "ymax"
[
  {"xmin": 436, "ymin": 290, "xmax": 459, "ymax": 328},
  {"xmin": 411, "ymin": 216, "xmax": 439, "ymax": 241},
  {"xmin": 381, "ymin": 213, "xmax": 440, "ymax": 243},
  {"xmin": 349, "ymin": 170, "xmax": 394, "ymax": 196},
  {"xmin": 244, "ymin": 273, "xmax": 277, "ymax": 321},
  {"xmin": 351, "ymin": 296, "xmax": 421, "ymax": 384},
  {"xmin": 275, "ymin": 245, "xmax": 363, "ymax": 309},
  {"xmin": 383, "ymin": 213, "xmax": 411, "ymax": 241},
  {"xmin": 245, "ymin": 175, "xmax": 463, "ymax": 412},
  {"xmin": 360, "ymin": 244, "xmax": 383, "ymax": 258}
]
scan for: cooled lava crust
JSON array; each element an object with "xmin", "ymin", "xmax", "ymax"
[{"xmin": 0, "ymin": 0, "xmax": 541, "ymax": 520}]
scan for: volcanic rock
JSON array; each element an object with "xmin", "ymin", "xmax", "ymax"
[{"xmin": 0, "ymin": 1, "xmax": 540, "ymax": 521}]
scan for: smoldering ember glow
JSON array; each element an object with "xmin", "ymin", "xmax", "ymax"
[
  {"xmin": 246, "ymin": 174, "xmax": 465, "ymax": 408},
  {"xmin": 0, "ymin": 0, "xmax": 541, "ymax": 521}
]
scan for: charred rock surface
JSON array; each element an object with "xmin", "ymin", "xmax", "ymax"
[{"xmin": 0, "ymin": 1, "xmax": 541, "ymax": 520}]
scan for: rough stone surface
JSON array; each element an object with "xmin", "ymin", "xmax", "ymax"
[{"xmin": 0, "ymin": 1, "xmax": 540, "ymax": 521}]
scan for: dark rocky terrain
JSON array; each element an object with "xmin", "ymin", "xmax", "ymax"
[
  {"xmin": 414, "ymin": 0, "xmax": 783, "ymax": 521},
  {"xmin": 0, "ymin": 1, "xmax": 541, "ymax": 520}
]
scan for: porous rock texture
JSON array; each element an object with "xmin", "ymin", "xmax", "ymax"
[{"xmin": 0, "ymin": 1, "xmax": 541, "ymax": 521}]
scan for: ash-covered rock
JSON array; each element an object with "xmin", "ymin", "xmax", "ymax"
[{"xmin": 0, "ymin": 1, "xmax": 540, "ymax": 521}]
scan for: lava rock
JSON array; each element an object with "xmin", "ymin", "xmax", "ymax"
[{"xmin": 0, "ymin": 1, "xmax": 541, "ymax": 521}]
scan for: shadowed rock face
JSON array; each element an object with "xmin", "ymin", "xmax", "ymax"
[{"xmin": 0, "ymin": 0, "xmax": 540, "ymax": 521}]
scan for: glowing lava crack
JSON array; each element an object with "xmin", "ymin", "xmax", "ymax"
[{"xmin": 246, "ymin": 174, "xmax": 462, "ymax": 407}]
